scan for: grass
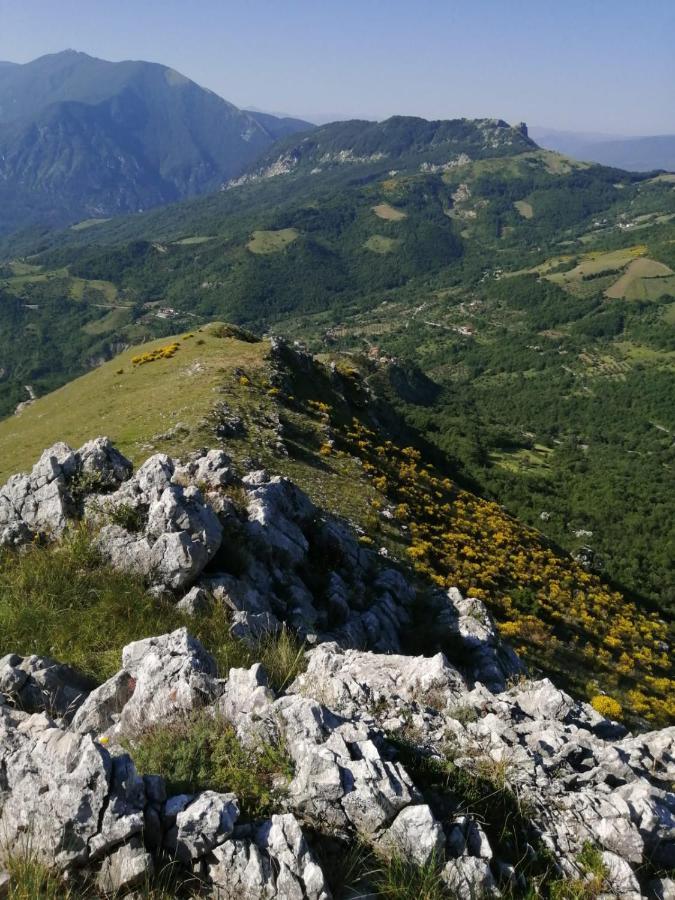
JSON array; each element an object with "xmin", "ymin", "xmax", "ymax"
[
  {"xmin": 1, "ymin": 852, "xmax": 202, "ymax": 898},
  {"xmin": 514, "ymin": 200, "xmax": 534, "ymax": 219},
  {"xmin": 372, "ymin": 202, "xmax": 407, "ymax": 221},
  {"xmin": 171, "ymin": 235, "xmax": 214, "ymax": 245},
  {"xmin": 125, "ymin": 709, "xmax": 293, "ymax": 819},
  {"xmin": 365, "ymin": 234, "xmax": 399, "ymax": 254},
  {"xmin": 0, "ymin": 527, "xmax": 307, "ymax": 688},
  {"xmin": 69, "ymin": 218, "xmax": 111, "ymax": 231},
  {"xmin": 605, "ymin": 257, "xmax": 675, "ymax": 300},
  {"xmin": 247, "ymin": 228, "xmax": 299, "ymax": 254},
  {"xmin": 491, "ymin": 444, "xmax": 553, "ymax": 475},
  {"xmin": 0, "ymin": 325, "xmax": 268, "ymax": 482},
  {"xmin": 367, "ymin": 854, "xmax": 448, "ymax": 900}
]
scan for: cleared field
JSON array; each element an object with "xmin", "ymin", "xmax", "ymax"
[
  {"xmin": 70, "ymin": 218, "xmax": 111, "ymax": 231},
  {"xmin": 364, "ymin": 234, "xmax": 399, "ymax": 254},
  {"xmin": 81, "ymin": 307, "xmax": 132, "ymax": 336},
  {"xmin": 69, "ymin": 277, "xmax": 119, "ymax": 303},
  {"xmin": 662, "ymin": 302, "xmax": 675, "ymax": 325},
  {"xmin": 514, "ymin": 200, "xmax": 534, "ymax": 219},
  {"xmin": 491, "ymin": 443, "xmax": 553, "ymax": 475},
  {"xmin": 605, "ymin": 257, "xmax": 675, "ymax": 300},
  {"xmin": 247, "ymin": 228, "xmax": 299, "ymax": 254},
  {"xmin": 172, "ymin": 235, "xmax": 214, "ymax": 246},
  {"xmin": 615, "ymin": 341, "xmax": 675, "ymax": 370},
  {"xmin": 372, "ymin": 202, "xmax": 407, "ymax": 221}
]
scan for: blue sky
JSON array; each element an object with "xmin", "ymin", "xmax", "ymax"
[{"xmin": 0, "ymin": 0, "xmax": 673, "ymax": 134}]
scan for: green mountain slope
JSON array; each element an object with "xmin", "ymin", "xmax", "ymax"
[
  {"xmin": 1, "ymin": 116, "xmax": 673, "ymax": 635},
  {"xmin": 0, "ymin": 325, "xmax": 671, "ymax": 725},
  {"xmin": 0, "ymin": 50, "xmax": 313, "ymax": 234}
]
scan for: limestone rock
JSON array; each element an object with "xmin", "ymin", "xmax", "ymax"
[{"xmin": 207, "ymin": 814, "xmax": 330, "ymax": 899}]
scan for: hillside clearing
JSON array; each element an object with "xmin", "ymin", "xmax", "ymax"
[
  {"xmin": 247, "ymin": 228, "xmax": 299, "ymax": 254},
  {"xmin": 514, "ymin": 200, "xmax": 534, "ymax": 219},
  {"xmin": 364, "ymin": 234, "xmax": 399, "ymax": 254},
  {"xmin": 605, "ymin": 257, "xmax": 675, "ymax": 300},
  {"xmin": 372, "ymin": 202, "xmax": 407, "ymax": 221},
  {"xmin": 0, "ymin": 327, "xmax": 267, "ymax": 482}
]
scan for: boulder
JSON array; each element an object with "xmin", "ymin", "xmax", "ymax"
[{"xmin": 207, "ymin": 814, "xmax": 330, "ymax": 900}]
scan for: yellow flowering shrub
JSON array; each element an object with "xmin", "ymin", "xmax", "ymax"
[
  {"xmin": 337, "ymin": 417, "xmax": 674, "ymax": 726},
  {"xmin": 590, "ymin": 695, "xmax": 623, "ymax": 721}
]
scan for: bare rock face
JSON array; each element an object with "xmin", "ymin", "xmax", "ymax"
[
  {"xmin": 0, "ymin": 653, "xmax": 94, "ymax": 720},
  {"xmin": 72, "ymin": 628, "xmax": 220, "ymax": 737},
  {"xmin": 92, "ymin": 454, "xmax": 224, "ymax": 590}
]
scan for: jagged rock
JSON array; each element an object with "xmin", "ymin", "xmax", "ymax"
[
  {"xmin": 116, "ymin": 628, "xmax": 220, "ymax": 732},
  {"xmin": 0, "ymin": 438, "xmax": 131, "ymax": 547},
  {"xmin": 291, "ymin": 642, "xmax": 465, "ymax": 718},
  {"xmin": 378, "ymin": 804, "xmax": 445, "ymax": 865},
  {"xmin": 176, "ymin": 585, "xmax": 212, "ymax": 615},
  {"xmin": 77, "ymin": 436, "xmax": 133, "ymax": 489},
  {"xmin": 174, "ymin": 448, "xmax": 235, "ymax": 489},
  {"xmin": 441, "ymin": 856, "xmax": 499, "ymax": 898},
  {"xmin": 217, "ymin": 664, "xmax": 275, "ymax": 726},
  {"xmin": 0, "ymin": 653, "xmax": 93, "ymax": 720},
  {"xmin": 90, "ymin": 454, "xmax": 223, "ymax": 589},
  {"xmin": 165, "ymin": 791, "xmax": 239, "ymax": 863},
  {"xmin": 207, "ymin": 814, "xmax": 330, "ymax": 899},
  {"xmin": 69, "ymin": 670, "xmax": 135, "ymax": 735},
  {"xmin": 447, "ymin": 816, "xmax": 492, "ymax": 860},
  {"xmin": 243, "ymin": 472, "xmax": 316, "ymax": 564},
  {"xmin": 601, "ymin": 851, "xmax": 641, "ymax": 899},
  {"xmin": 436, "ymin": 587, "xmax": 525, "ymax": 690},
  {"xmin": 0, "ymin": 707, "xmax": 145, "ymax": 871},
  {"xmin": 650, "ymin": 877, "xmax": 675, "ymax": 900},
  {"xmin": 97, "ymin": 838, "xmax": 153, "ymax": 895}
]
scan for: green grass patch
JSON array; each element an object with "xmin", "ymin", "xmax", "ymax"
[
  {"xmin": 605, "ymin": 257, "xmax": 675, "ymax": 300},
  {"xmin": 69, "ymin": 218, "xmax": 111, "ymax": 231},
  {"xmin": 171, "ymin": 235, "xmax": 214, "ymax": 246},
  {"xmin": 0, "ymin": 326, "xmax": 268, "ymax": 483},
  {"xmin": 365, "ymin": 234, "xmax": 399, "ymax": 254},
  {"xmin": 247, "ymin": 228, "xmax": 299, "ymax": 254},
  {"xmin": 81, "ymin": 307, "xmax": 131, "ymax": 336},
  {"xmin": 0, "ymin": 527, "xmax": 307, "ymax": 689},
  {"xmin": 126, "ymin": 709, "xmax": 293, "ymax": 819}
]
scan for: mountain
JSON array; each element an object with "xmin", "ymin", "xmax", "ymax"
[
  {"xmin": 227, "ymin": 115, "xmax": 535, "ymax": 185},
  {"xmin": 0, "ymin": 50, "xmax": 313, "ymax": 234},
  {"xmin": 531, "ymin": 126, "xmax": 675, "ymax": 172},
  {"xmin": 0, "ymin": 328, "xmax": 673, "ymax": 898},
  {"xmin": 0, "ymin": 325, "xmax": 672, "ymax": 730},
  {"xmin": 0, "ymin": 113, "xmax": 673, "ymax": 697}
]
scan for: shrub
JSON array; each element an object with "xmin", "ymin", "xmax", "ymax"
[
  {"xmin": 590, "ymin": 695, "xmax": 623, "ymax": 721},
  {"xmin": 126, "ymin": 710, "xmax": 293, "ymax": 820},
  {"xmin": 106, "ymin": 502, "xmax": 146, "ymax": 533}
]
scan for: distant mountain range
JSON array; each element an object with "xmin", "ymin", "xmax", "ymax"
[
  {"xmin": 530, "ymin": 127, "xmax": 675, "ymax": 172},
  {"xmin": 0, "ymin": 50, "xmax": 313, "ymax": 234}
]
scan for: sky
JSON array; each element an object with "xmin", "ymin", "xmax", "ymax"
[{"xmin": 0, "ymin": 0, "xmax": 673, "ymax": 135}]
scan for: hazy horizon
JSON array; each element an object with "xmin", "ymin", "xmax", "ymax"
[{"xmin": 0, "ymin": 0, "xmax": 673, "ymax": 135}]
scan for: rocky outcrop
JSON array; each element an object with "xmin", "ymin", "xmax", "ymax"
[
  {"xmin": 0, "ymin": 438, "xmax": 130, "ymax": 546},
  {"xmin": 1, "ymin": 438, "xmax": 674, "ymax": 898}
]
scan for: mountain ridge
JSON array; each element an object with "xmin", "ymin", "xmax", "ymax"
[{"xmin": 0, "ymin": 50, "xmax": 314, "ymax": 234}]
